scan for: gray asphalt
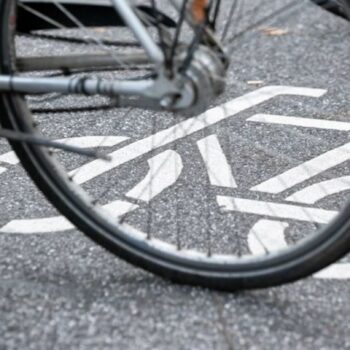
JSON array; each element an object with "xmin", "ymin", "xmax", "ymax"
[{"xmin": 1, "ymin": 1, "xmax": 350, "ymax": 349}]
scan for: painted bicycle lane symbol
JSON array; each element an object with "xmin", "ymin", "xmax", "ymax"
[{"xmin": 1, "ymin": 85, "xmax": 350, "ymax": 279}]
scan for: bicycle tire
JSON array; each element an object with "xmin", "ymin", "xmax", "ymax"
[{"xmin": 312, "ymin": 0, "xmax": 350, "ymax": 19}]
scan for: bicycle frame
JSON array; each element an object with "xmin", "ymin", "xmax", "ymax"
[{"xmin": 0, "ymin": 0, "xmax": 188, "ymax": 104}]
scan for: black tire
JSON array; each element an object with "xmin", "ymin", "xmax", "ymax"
[
  {"xmin": 1, "ymin": 0, "xmax": 350, "ymax": 291},
  {"xmin": 311, "ymin": 0, "xmax": 350, "ymax": 20}
]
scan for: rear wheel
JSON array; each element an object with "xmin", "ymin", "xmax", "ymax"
[{"xmin": 1, "ymin": 0, "xmax": 350, "ymax": 290}]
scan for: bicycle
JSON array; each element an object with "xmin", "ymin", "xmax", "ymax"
[{"xmin": 0, "ymin": 0, "xmax": 349, "ymax": 291}]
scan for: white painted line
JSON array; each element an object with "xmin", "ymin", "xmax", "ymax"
[
  {"xmin": 248, "ymin": 219, "xmax": 288, "ymax": 255},
  {"xmin": 251, "ymin": 142, "xmax": 350, "ymax": 194},
  {"xmin": 0, "ymin": 151, "xmax": 19, "ymax": 165},
  {"xmin": 0, "ymin": 135, "xmax": 129, "ymax": 166},
  {"xmin": 0, "ymin": 200, "xmax": 138, "ymax": 234},
  {"xmin": 0, "ymin": 150, "xmax": 183, "ymax": 234},
  {"xmin": 102, "ymin": 200, "xmax": 139, "ymax": 218},
  {"xmin": 248, "ymin": 114, "xmax": 350, "ymax": 130},
  {"xmin": 286, "ymin": 176, "xmax": 350, "ymax": 204},
  {"xmin": 70, "ymin": 86, "xmax": 326, "ymax": 185},
  {"xmin": 217, "ymin": 196, "xmax": 337, "ymax": 223},
  {"xmin": 197, "ymin": 135, "xmax": 237, "ymax": 188},
  {"xmin": 247, "ymin": 218, "xmax": 350, "ymax": 280},
  {"xmin": 314, "ymin": 263, "xmax": 350, "ymax": 279},
  {"xmin": 0, "ymin": 216, "xmax": 74, "ymax": 234},
  {"xmin": 58, "ymin": 136, "xmax": 129, "ymax": 149},
  {"xmin": 127, "ymin": 150, "xmax": 183, "ymax": 202}
]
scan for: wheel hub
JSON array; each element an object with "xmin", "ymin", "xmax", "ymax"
[{"xmin": 166, "ymin": 46, "xmax": 227, "ymax": 115}]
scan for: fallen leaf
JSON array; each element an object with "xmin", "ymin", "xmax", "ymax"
[
  {"xmin": 247, "ymin": 80, "xmax": 264, "ymax": 86},
  {"xmin": 260, "ymin": 27, "xmax": 289, "ymax": 36}
]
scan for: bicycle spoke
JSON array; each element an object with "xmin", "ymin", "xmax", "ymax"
[{"xmin": 18, "ymin": 2, "xmax": 66, "ymax": 30}]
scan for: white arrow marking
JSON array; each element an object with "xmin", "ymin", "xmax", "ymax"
[
  {"xmin": 197, "ymin": 134, "xmax": 237, "ymax": 188},
  {"xmin": 217, "ymin": 196, "xmax": 337, "ymax": 223},
  {"xmin": 70, "ymin": 86, "xmax": 326, "ymax": 185},
  {"xmin": 127, "ymin": 150, "xmax": 183, "ymax": 202},
  {"xmin": 248, "ymin": 220, "xmax": 288, "ymax": 255},
  {"xmin": 286, "ymin": 176, "xmax": 350, "ymax": 204},
  {"xmin": 248, "ymin": 114, "xmax": 350, "ymax": 130},
  {"xmin": 251, "ymin": 142, "xmax": 350, "ymax": 194}
]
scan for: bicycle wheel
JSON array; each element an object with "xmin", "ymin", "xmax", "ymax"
[{"xmin": 1, "ymin": 0, "xmax": 350, "ymax": 290}]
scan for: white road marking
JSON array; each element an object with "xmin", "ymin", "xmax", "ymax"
[
  {"xmin": 248, "ymin": 219, "xmax": 288, "ymax": 255},
  {"xmin": 101, "ymin": 200, "xmax": 139, "ymax": 218},
  {"xmin": 69, "ymin": 86, "xmax": 326, "ymax": 185},
  {"xmin": 247, "ymin": 218, "xmax": 350, "ymax": 280},
  {"xmin": 127, "ymin": 150, "xmax": 183, "ymax": 202},
  {"xmin": 248, "ymin": 114, "xmax": 350, "ymax": 130},
  {"xmin": 59, "ymin": 136, "xmax": 130, "ymax": 148},
  {"xmin": 0, "ymin": 151, "xmax": 19, "ymax": 165},
  {"xmin": 286, "ymin": 176, "xmax": 350, "ymax": 204},
  {"xmin": 247, "ymin": 112, "xmax": 350, "ymax": 279},
  {"xmin": 0, "ymin": 150, "xmax": 182, "ymax": 234},
  {"xmin": 251, "ymin": 142, "xmax": 350, "ymax": 194},
  {"xmin": 0, "ymin": 200, "xmax": 138, "ymax": 234},
  {"xmin": 0, "ymin": 135, "xmax": 129, "ymax": 166},
  {"xmin": 6, "ymin": 86, "xmax": 350, "ymax": 280},
  {"xmin": 197, "ymin": 135, "xmax": 237, "ymax": 188},
  {"xmin": 314, "ymin": 263, "xmax": 350, "ymax": 279},
  {"xmin": 0, "ymin": 216, "xmax": 74, "ymax": 234},
  {"xmin": 217, "ymin": 196, "xmax": 337, "ymax": 223}
]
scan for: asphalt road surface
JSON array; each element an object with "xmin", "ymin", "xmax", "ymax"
[{"xmin": 1, "ymin": 1, "xmax": 350, "ymax": 349}]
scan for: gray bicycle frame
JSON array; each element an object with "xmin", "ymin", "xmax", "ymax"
[{"xmin": 0, "ymin": 0, "xmax": 183, "ymax": 101}]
